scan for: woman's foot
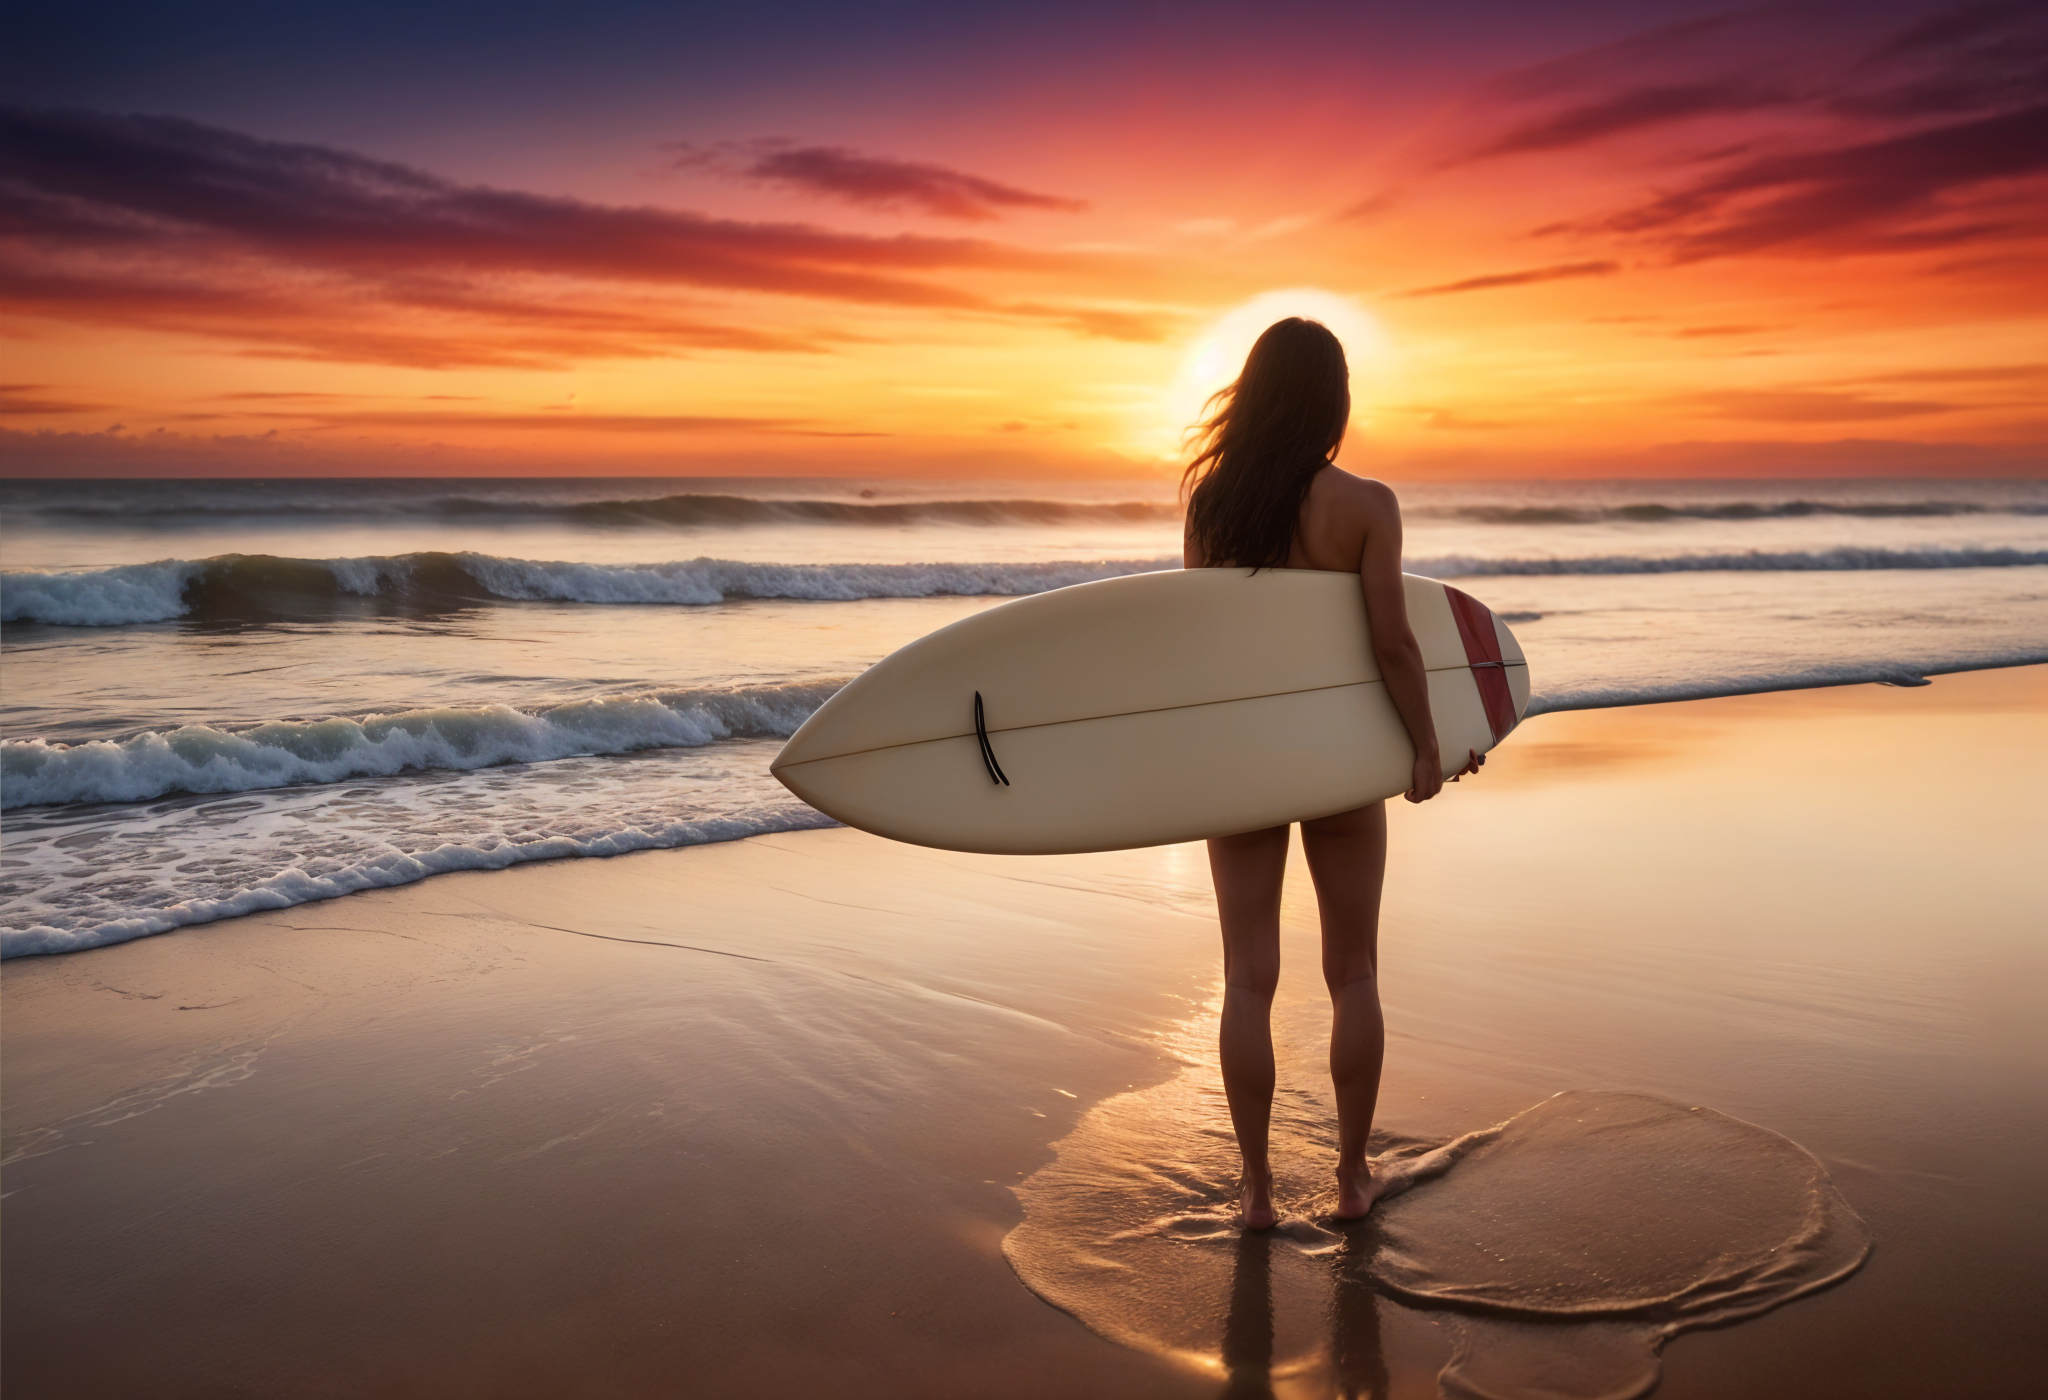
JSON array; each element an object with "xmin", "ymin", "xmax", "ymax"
[
  {"xmin": 1333, "ymin": 1157, "xmax": 1416, "ymax": 1220},
  {"xmin": 1239, "ymin": 1172, "xmax": 1278, "ymax": 1230}
]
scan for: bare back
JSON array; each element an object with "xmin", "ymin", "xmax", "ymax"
[
  {"xmin": 1284, "ymin": 464, "xmax": 1395, "ymax": 573},
  {"xmin": 1183, "ymin": 463, "xmax": 1398, "ymax": 574}
]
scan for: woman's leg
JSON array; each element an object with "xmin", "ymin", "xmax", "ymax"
[
  {"xmin": 1300, "ymin": 802, "xmax": 1390, "ymax": 1218},
  {"xmin": 1208, "ymin": 824, "xmax": 1290, "ymax": 1230}
]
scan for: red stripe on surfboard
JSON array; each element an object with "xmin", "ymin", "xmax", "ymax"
[{"xmin": 1443, "ymin": 585, "xmax": 1517, "ymax": 745}]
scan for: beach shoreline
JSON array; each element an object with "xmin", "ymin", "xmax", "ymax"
[{"xmin": 5, "ymin": 668, "xmax": 2044, "ymax": 1398}]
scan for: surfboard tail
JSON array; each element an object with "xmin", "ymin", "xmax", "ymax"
[{"xmin": 1441, "ymin": 584, "xmax": 1524, "ymax": 743}]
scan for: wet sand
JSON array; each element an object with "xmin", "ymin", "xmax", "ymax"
[{"xmin": 4, "ymin": 667, "xmax": 2044, "ymax": 1398}]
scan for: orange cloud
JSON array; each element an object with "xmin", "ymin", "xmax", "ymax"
[{"xmin": 1396, "ymin": 260, "xmax": 1620, "ymax": 298}]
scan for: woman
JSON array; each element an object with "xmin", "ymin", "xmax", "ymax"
[{"xmin": 1182, "ymin": 318, "xmax": 1481, "ymax": 1230}]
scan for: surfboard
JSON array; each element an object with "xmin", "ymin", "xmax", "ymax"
[{"xmin": 770, "ymin": 569, "xmax": 1529, "ymax": 855}]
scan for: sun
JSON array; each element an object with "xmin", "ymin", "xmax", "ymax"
[{"xmin": 1146, "ymin": 288, "xmax": 1399, "ymax": 462}]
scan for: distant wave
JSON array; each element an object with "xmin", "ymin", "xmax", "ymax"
[
  {"xmin": 10, "ymin": 546, "xmax": 2047, "ymax": 627},
  {"xmin": 0, "ymin": 554, "xmax": 1181, "ymax": 627},
  {"xmin": 1405, "ymin": 546, "xmax": 2048, "ymax": 578},
  {"xmin": 17, "ymin": 489, "xmax": 2048, "ymax": 531},
  {"xmin": 1412, "ymin": 499, "xmax": 2048, "ymax": 525},
  {"xmin": 18, "ymin": 491, "xmax": 1183, "ymax": 529},
  {"xmin": 1, "ymin": 681, "xmax": 844, "ymax": 809}
]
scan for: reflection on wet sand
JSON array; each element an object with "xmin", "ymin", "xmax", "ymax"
[
  {"xmin": 1221, "ymin": 1232, "xmax": 1274, "ymax": 1400},
  {"xmin": 1221, "ymin": 1229, "xmax": 1389, "ymax": 1400},
  {"xmin": 1006, "ymin": 1060, "xmax": 1869, "ymax": 1398},
  {"xmin": 1328, "ymin": 1235, "xmax": 1391, "ymax": 1400}
]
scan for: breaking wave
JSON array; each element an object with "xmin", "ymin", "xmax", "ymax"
[
  {"xmin": 8, "ymin": 545, "xmax": 2046, "ymax": 628},
  {"xmin": 0, "ymin": 804, "xmax": 837, "ymax": 960},
  {"xmin": 0, "ymin": 554, "xmax": 1181, "ymax": 627},
  {"xmin": 1, "ymin": 681, "xmax": 843, "ymax": 809}
]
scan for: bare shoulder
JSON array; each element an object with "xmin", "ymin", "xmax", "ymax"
[
  {"xmin": 1307, "ymin": 467, "xmax": 1400, "ymax": 525},
  {"xmin": 1293, "ymin": 466, "xmax": 1400, "ymax": 571}
]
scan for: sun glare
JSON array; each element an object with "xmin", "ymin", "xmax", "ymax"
[{"xmin": 1147, "ymin": 288, "xmax": 1399, "ymax": 461}]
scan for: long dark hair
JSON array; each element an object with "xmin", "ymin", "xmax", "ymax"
[{"xmin": 1181, "ymin": 318, "xmax": 1350, "ymax": 569}]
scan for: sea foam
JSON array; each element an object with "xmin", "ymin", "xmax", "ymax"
[
  {"xmin": 0, "ymin": 554, "xmax": 1182, "ymax": 627},
  {"xmin": 1, "ymin": 681, "xmax": 843, "ymax": 809},
  {"xmin": 0, "ymin": 804, "xmax": 837, "ymax": 960}
]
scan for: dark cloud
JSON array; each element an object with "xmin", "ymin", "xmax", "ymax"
[
  {"xmin": 0, "ymin": 259, "xmax": 843, "ymax": 369},
  {"xmin": 1397, "ymin": 260, "xmax": 1618, "ymax": 298},
  {"xmin": 0, "ymin": 106, "xmax": 1039, "ymax": 296},
  {"xmin": 0, "ymin": 105, "xmax": 1137, "ymax": 366},
  {"xmin": 1866, "ymin": 0, "xmax": 2036, "ymax": 61},
  {"xmin": 1467, "ymin": 81, "xmax": 1788, "ymax": 160},
  {"xmin": 1841, "ymin": 1, "xmax": 2048, "ymax": 118},
  {"xmin": 1435, "ymin": 3, "xmax": 2048, "ymax": 269},
  {"xmin": 1485, "ymin": 10, "xmax": 1772, "ymax": 105},
  {"xmin": 1579, "ymin": 101, "xmax": 2048, "ymax": 261},
  {"xmin": 672, "ymin": 141, "xmax": 1085, "ymax": 221},
  {"xmin": 1462, "ymin": 3, "xmax": 2045, "ymax": 155},
  {"xmin": 0, "ymin": 383, "xmax": 109, "ymax": 414}
]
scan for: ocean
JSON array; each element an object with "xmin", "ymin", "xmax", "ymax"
[{"xmin": 3, "ymin": 475, "xmax": 2044, "ymax": 959}]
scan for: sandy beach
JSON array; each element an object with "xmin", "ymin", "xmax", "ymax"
[
  {"xmin": 5, "ymin": 667, "xmax": 2044, "ymax": 1398},
  {"xmin": 14, "ymin": 1, "xmax": 2048, "ymax": 1391}
]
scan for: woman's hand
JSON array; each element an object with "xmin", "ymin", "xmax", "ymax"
[
  {"xmin": 1404, "ymin": 748, "xmax": 1483, "ymax": 803},
  {"xmin": 1404, "ymin": 749, "xmax": 1444, "ymax": 804}
]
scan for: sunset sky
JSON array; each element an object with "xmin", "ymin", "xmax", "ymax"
[{"xmin": 3, "ymin": 0, "xmax": 2043, "ymax": 478}]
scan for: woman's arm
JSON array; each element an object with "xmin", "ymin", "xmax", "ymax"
[{"xmin": 1354, "ymin": 482, "xmax": 1471, "ymax": 803}]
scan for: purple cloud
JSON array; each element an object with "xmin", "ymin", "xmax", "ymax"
[
  {"xmin": 1583, "ymin": 101, "xmax": 2048, "ymax": 261},
  {"xmin": 1467, "ymin": 81, "xmax": 1790, "ymax": 160},
  {"xmin": 0, "ymin": 106, "xmax": 1127, "ymax": 366},
  {"xmin": 674, "ymin": 141, "xmax": 1085, "ymax": 221}
]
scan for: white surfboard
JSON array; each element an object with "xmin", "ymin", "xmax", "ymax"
[{"xmin": 770, "ymin": 569, "xmax": 1529, "ymax": 855}]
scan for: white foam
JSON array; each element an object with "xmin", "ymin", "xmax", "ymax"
[
  {"xmin": 1526, "ymin": 652, "xmax": 2048, "ymax": 714},
  {"xmin": 1, "ymin": 682, "xmax": 842, "ymax": 809},
  {"xmin": 0, "ymin": 804, "xmax": 835, "ymax": 959},
  {"xmin": 0, "ymin": 560, "xmax": 201, "ymax": 625}
]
